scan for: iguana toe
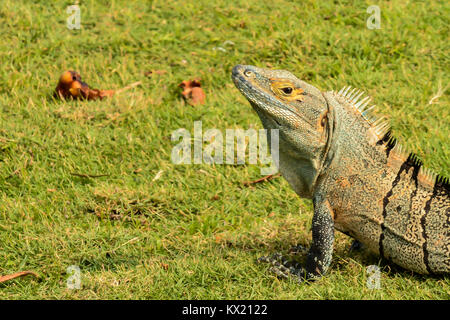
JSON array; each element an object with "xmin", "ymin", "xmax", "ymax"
[
  {"xmin": 289, "ymin": 244, "xmax": 309, "ymax": 256},
  {"xmin": 258, "ymin": 253, "xmax": 314, "ymax": 282}
]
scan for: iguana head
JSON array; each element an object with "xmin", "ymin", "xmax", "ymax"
[{"xmin": 232, "ymin": 65, "xmax": 334, "ymax": 197}]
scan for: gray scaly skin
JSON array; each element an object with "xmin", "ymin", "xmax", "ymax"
[{"xmin": 232, "ymin": 64, "xmax": 450, "ymax": 281}]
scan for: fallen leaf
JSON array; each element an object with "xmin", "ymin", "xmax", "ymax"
[
  {"xmin": 179, "ymin": 79, "xmax": 206, "ymax": 106},
  {"xmin": 242, "ymin": 173, "xmax": 281, "ymax": 186},
  {"xmin": 55, "ymin": 71, "xmax": 141, "ymax": 101},
  {"xmin": 144, "ymin": 70, "xmax": 167, "ymax": 77},
  {"xmin": 223, "ymin": 40, "xmax": 235, "ymax": 47},
  {"xmin": 190, "ymin": 87, "xmax": 206, "ymax": 105},
  {"xmin": 152, "ymin": 170, "xmax": 164, "ymax": 182},
  {"xmin": 161, "ymin": 263, "xmax": 169, "ymax": 270},
  {"xmin": 212, "ymin": 46, "xmax": 227, "ymax": 52},
  {"xmin": 55, "ymin": 70, "xmax": 115, "ymax": 100},
  {"xmin": 0, "ymin": 271, "xmax": 39, "ymax": 283}
]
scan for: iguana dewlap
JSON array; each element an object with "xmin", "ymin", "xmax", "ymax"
[{"xmin": 232, "ymin": 64, "xmax": 449, "ymax": 279}]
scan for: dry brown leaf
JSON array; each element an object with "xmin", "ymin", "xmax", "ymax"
[
  {"xmin": 211, "ymin": 194, "xmax": 220, "ymax": 201},
  {"xmin": 190, "ymin": 87, "xmax": 206, "ymax": 106},
  {"xmin": 55, "ymin": 70, "xmax": 115, "ymax": 100},
  {"xmin": 0, "ymin": 271, "xmax": 39, "ymax": 283},
  {"xmin": 55, "ymin": 71, "xmax": 141, "ymax": 101},
  {"xmin": 179, "ymin": 79, "xmax": 206, "ymax": 106},
  {"xmin": 144, "ymin": 70, "xmax": 167, "ymax": 77},
  {"xmin": 242, "ymin": 173, "xmax": 281, "ymax": 186}
]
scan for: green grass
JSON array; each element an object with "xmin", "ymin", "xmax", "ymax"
[{"xmin": 0, "ymin": 0, "xmax": 449, "ymax": 299}]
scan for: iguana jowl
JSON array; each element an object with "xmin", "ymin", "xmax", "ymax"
[{"xmin": 232, "ymin": 64, "xmax": 449, "ymax": 280}]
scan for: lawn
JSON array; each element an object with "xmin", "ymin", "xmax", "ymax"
[{"xmin": 0, "ymin": 0, "xmax": 448, "ymax": 299}]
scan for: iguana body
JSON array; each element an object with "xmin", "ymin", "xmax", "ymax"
[{"xmin": 232, "ymin": 64, "xmax": 449, "ymax": 279}]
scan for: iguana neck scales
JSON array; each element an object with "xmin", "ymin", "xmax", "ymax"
[{"xmin": 232, "ymin": 64, "xmax": 449, "ymax": 279}]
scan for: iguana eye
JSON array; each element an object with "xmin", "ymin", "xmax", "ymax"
[
  {"xmin": 244, "ymin": 70, "xmax": 254, "ymax": 77},
  {"xmin": 270, "ymin": 80, "xmax": 304, "ymax": 101},
  {"xmin": 281, "ymin": 87, "xmax": 293, "ymax": 95}
]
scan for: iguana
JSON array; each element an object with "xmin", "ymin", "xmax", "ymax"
[{"xmin": 231, "ymin": 64, "xmax": 449, "ymax": 281}]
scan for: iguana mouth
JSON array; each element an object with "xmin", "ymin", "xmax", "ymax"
[
  {"xmin": 273, "ymin": 118, "xmax": 281, "ymax": 126},
  {"xmin": 248, "ymin": 101, "xmax": 282, "ymax": 129}
]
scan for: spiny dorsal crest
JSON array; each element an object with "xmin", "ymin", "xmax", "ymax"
[
  {"xmin": 335, "ymin": 86, "xmax": 389, "ymax": 138},
  {"xmin": 332, "ymin": 86, "xmax": 449, "ymax": 190}
]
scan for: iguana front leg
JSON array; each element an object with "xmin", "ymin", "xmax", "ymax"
[
  {"xmin": 305, "ymin": 197, "xmax": 335, "ymax": 276},
  {"xmin": 259, "ymin": 197, "xmax": 335, "ymax": 282}
]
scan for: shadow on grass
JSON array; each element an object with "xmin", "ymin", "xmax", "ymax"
[{"xmin": 217, "ymin": 230, "xmax": 444, "ymax": 282}]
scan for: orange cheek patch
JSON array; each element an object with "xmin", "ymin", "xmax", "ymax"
[
  {"xmin": 317, "ymin": 110, "xmax": 328, "ymax": 143},
  {"xmin": 317, "ymin": 110, "xmax": 328, "ymax": 130}
]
